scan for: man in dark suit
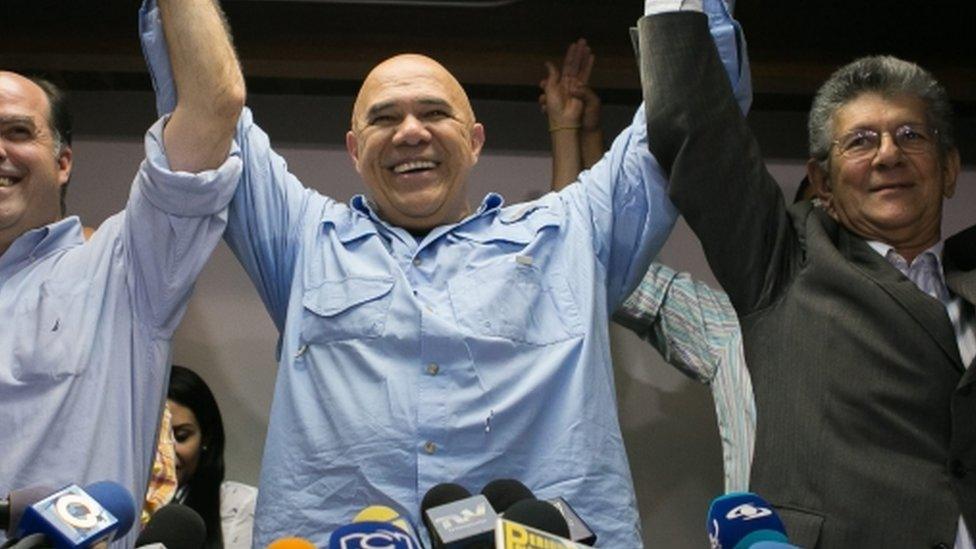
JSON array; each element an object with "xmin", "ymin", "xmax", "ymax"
[{"xmin": 637, "ymin": 4, "xmax": 974, "ymax": 547}]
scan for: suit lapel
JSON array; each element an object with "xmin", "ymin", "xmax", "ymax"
[{"xmin": 839, "ymin": 228, "xmax": 963, "ymax": 370}]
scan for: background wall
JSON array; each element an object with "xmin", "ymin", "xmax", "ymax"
[{"xmin": 66, "ymin": 90, "xmax": 975, "ymax": 547}]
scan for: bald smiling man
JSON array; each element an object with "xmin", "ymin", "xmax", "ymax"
[{"xmin": 140, "ymin": 1, "xmax": 748, "ymax": 546}]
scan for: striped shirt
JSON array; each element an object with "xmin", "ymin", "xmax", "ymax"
[{"xmin": 614, "ymin": 262, "xmax": 755, "ymax": 492}]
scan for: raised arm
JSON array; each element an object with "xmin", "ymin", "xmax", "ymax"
[
  {"xmin": 159, "ymin": 0, "xmax": 245, "ymax": 172},
  {"xmin": 541, "ymin": 40, "xmax": 586, "ymax": 191},
  {"xmin": 639, "ymin": 2, "xmax": 786, "ymax": 314},
  {"xmin": 542, "ymin": 39, "xmax": 606, "ymax": 192}
]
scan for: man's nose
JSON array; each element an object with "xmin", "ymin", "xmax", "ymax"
[
  {"xmin": 392, "ymin": 114, "xmax": 431, "ymax": 146},
  {"xmin": 872, "ymin": 131, "xmax": 905, "ymax": 168}
]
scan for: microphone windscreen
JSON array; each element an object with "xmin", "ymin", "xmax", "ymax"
[
  {"xmin": 480, "ymin": 479, "xmax": 535, "ymax": 513},
  {"xmin": 706, "ymin": 492, "xmax": 789, "ymax": 549},
  {"xmin": 83, "ymin": 481, "xmax": 136, "ymax": 538},
  {"xmin": 136, "ymin": 504, "xmax": 206, "ymax": 549},
  {"xmin": 4, "ymin": 486, "xmax": 54, "ymax": 535},
  {"xmin": 503, "ymin": 500, "xmax": 570, "ymax": 540},
  {"xmin": 421, "ymin": 483, "xmax": 471, "ymax": 514},
  {"xmin": 267, "ymin": 537, "xmax": 317, "ymax": 549}
]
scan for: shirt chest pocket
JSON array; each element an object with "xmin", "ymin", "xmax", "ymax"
[
  {"xmin": 12, "ymin": 278, "xmax": 92, "ymax": 382},
  {"xmin": 448, "ymin": 258, "xmax": 583, "ymax": 346},
  {"xmin": 300, "ymin": 276, "xmax": 395, "ymax": 344}
]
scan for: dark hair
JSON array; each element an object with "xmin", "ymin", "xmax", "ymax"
[
  {"xmin": 808, "ymin": 55, "xmax": 954, "ymax": 167},
  {"xmin": 26, "ymin": 75, "xmax": 73, "ymax": 217},
  {"xmin": 168, "ymin": 365, "xmax": 225, "ymax": 549}
]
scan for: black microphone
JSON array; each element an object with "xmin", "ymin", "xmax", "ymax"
[
  {"xmin": 1, "ymin": 486, "xmax": 55, "ymax": 535},
  {"xmin": 480, "ymin": 480, "xmax": 534, "ymax": 514},
  {"xmin": 480, "ymin": 480, "xmax": 594, "ymax": 546},
  {"xmin": 136, "ymin": 504, "xmax": 206, "ymax": 549},
  {"xmin": 421, "ymin": 483, "xmax": 496, "ymax": 549},
  {"xmin": 502, "ymin": 500, "xmax": 569, "ymax": 540}
]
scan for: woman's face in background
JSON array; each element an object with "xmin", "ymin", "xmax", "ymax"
[{"xmin": 169, "ymin": 399, "xmax": 202, "ymax": 486}]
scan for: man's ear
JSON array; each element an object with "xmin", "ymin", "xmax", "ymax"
[
  {"xmin": 345, "ymin": 131, "xmax": 361, "ymax": 174},
  {"xmin": 57, "ymin": 145, "xmax": 73, "ymax": 187},
  {"xmin": 806, "ymin": 158, "xmax": 830, "ymax": 201},
  {"xmin": 942, "ymin": 147, "xmax": 961, "ymax": 199},
  {"xmin": 469, "ymin": 123, "xmax": 485, "ymax": 162}
]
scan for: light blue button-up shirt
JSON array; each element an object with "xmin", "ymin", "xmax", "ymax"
[
  {"xmin": 0, "ymin": 115, "xmax": 241, "ymax": 547},
  {"xmin": 139, "ymin": 3, "xmax": 746, "ymax": 546}
]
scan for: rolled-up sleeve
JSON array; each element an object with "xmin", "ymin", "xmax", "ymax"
[{"xmin": 125, "ymin": 115, "xmax": 243, "ymax": 337}]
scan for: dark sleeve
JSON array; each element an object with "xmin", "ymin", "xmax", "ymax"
[{"xmin": 638, "ymin": 11, "xmax": 797, "ymax": 314}]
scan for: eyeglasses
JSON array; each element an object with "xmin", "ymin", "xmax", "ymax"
[{"xmin": 832, "ymin": 124, "xmax": 938, "ymax": 160}]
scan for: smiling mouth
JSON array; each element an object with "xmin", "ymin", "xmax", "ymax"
[
  {"xmin": 0, "ymin": 176, "xmax": 21, "ymax": 187},
  {"xmin": 872, "ymin": 182, "xmax": 913, "ymax": 192},
  {"xmin": 391, "ymin": 160, "xmax": 438, "ymax": 175}
]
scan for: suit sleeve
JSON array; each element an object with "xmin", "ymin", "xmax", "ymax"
[
  {"xmin": 640, "ymin": 11, "xmax": 796, "ymax": 314},
  {"xmin": 559, "ymin": 2, "xmax": 751, "ymax": 312}
]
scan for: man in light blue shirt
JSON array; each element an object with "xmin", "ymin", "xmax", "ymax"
[
  {"xmin": 141, "ymin": 1, "xmax": 748, "ymax": 546},
  {"xmin": 0, "ymin": 1, "xmax": 243, "ymax": 546}
]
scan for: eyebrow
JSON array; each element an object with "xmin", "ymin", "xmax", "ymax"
[
  {"xmin": 0, "ymin": 115, "xmax": 37, "ymax": 127},
  {"xmin": 365, "ymin": 97, "xmax": 454, "ymax": 120}
]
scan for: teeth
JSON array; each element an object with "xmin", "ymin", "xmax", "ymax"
[
  {"xmin": 393, "ymin": 160, "xmax": 436, "ymax": 174},
  {"xmin": 0, "ymin": 177, "xmax": 14, "ymax": 187}
]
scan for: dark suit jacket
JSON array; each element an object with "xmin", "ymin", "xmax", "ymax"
[{"xmin": 638, "ymin": 11, "xmax": 976, "ymax": 548}]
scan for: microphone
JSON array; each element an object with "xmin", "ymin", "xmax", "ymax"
[
  {"xmin": 501, "ymin": 500, "xmax": 568, "ymax": 540},
  {"xmin": 2, "ymin": 486, "xmax": 55, "ymax": 535},
  {"xmin": 479, "ymin": 480, "xmax": 534, "ymax": 514},
  {"xmin": 328, "ymin": 521, "xmax": 422, "ymax": 549},
  {"xmin": 353, "ymin": 505, "xmax": 423, "ymax": 547},
  {"xmin": 135, "ymin": 503, "xmax": 206, "ymax": 549},
  {"xmin": 494, "ymin": 516, "xmax": 587, "ymax": 549},
  {"xmin": 268, "ymin": 537, "xmax": 317, "ymax": 549},
  {"xmin": 80, "ymin": 482, "xmax": 135, "ymax": 540},
  {"xmin": 479, "ymin": 480, "xmax": 594, "ymax": 546},
  {"xmin": 543, "ymin": 498, "xmax": 595, "ymax": 546},
  {"xmin": 706, "ymin": 492, "xmax": 792, "ymax": 549},
  {"xmin": 421, "ymin": 483, "xmax": 497, "ymax": 549},
  {"xmin": 13, "ymin": 481, "xmax": 135, "ymax": 549}
]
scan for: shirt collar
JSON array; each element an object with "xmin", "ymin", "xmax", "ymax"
[
  {"xmin": 867, "ymin": 239, "xmax": 946, "ymax": 279},
  {"xmin": 0, "ymin": 216, "xmax": 83, "ymax": 272},
  {"xmin": 348, "ymin": 193, "xmax": 505, "ymax": 235}
]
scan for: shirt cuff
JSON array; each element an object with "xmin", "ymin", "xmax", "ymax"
[
  {"xmin": 645, "ymin": 0, "xmax": 704, "ymax": 15},
  {"xmin": 137, "ymin": 114, "xmax": 243, "ymax": 217}
]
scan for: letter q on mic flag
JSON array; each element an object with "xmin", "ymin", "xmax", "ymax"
[
  {"xmin": 706, "ymin": 492, "xmax": 790, "ymax": 549},
  {"xmin": 328, "ymin": 521, "xmax": 422, "ymax": 549}
]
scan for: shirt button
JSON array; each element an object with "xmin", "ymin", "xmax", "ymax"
[
  {"xmin": 424, "ymin": 441, "xmax": 437, "ymax": 454},
  {"xmin": 413, "ymin": 257, "xmax": 422, "ymax": 266},
  {"xmin": 951, "ymin": 459, "xmax": 968, "ymax": 479},
  {"xmin": 426, "ymin": 363, "xmax": 439, "ymax": 375}
]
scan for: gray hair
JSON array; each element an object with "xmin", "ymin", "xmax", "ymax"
[{"xmin": 808, "ymin": 55, "xmax": 954, "ymax": 164}]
